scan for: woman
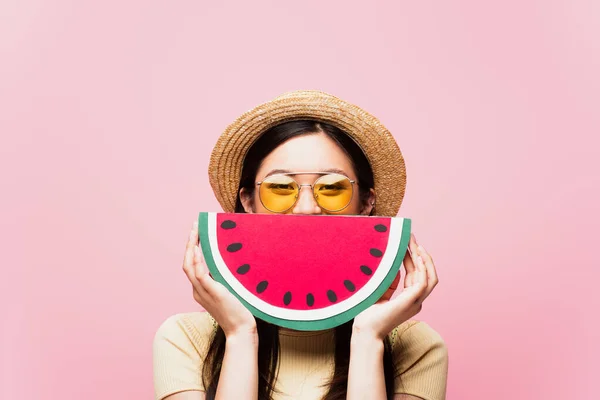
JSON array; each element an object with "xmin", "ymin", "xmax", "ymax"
[{"xmin": 153, "ymin": 91, "xmax": 448, "ymax": 400}]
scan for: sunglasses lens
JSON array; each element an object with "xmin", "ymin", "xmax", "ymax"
[
  {"xmin": 259, "ymin": 175, "xmax": 299, "ymax": 212},
  {"xmin": 313, "ymin": 174, "xmax": 353, "ymax": 211}
]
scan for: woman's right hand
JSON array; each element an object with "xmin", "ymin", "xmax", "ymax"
[{"xmin": 182, "ymin": 220, "xmax": 257, "ymax": 339}]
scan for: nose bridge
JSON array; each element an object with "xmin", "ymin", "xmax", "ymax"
[{"xmin": 292, "ymin": 184, "xmax": 320, "ymax": 214}]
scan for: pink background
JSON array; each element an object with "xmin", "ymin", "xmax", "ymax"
[{"xmin": 2, "ymin": 1, "xmax": 598, "ymax": 399}]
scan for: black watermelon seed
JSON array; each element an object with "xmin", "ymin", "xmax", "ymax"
[
  {"xmin": 283, "ymin": 291, "xmax": 292, "ymax": 306},
  {"xmin": 370, "ymin": 248, "xmax": 383, "ymax": 257},
  {"xmin": 256, "ymin": 281, "xmax": 269, "ymax": 293},
  {"xmin": 374, "ymin": 224, "xmax": 387, "ymax": 232},
  {"xmin": 360, "ymin": 265, "xmax": 373, "ymax": 275},
  {"xmin": 306, "ymin": 293, "xmax": 315, "ymax": 307},
  {"xmin": 343, "ymin": 280, "xmax": 356, "ymax": 292},
  {"xmin": 227, "ymin": 243, "xmax": 242, "ymax": 252},
  {"xmin": 327, "ymin": 290, "xmax": 338, "ymax": 303},
  {"xmin": 236, "ymin": 264, "xmax": 250, "ymax": 274},
  {"xmin": 221, "ymin": 220, "xmax": 237, "ymax": 229}
]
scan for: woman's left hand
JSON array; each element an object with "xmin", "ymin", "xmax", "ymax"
[{"xmin": 352, "ymin": 233, "xmax": 439, "ymax": 341}]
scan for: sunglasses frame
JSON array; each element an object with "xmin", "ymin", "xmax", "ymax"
[{"xmin": 255, "ymin": 172, "xmax": 356, "ymax": 213}]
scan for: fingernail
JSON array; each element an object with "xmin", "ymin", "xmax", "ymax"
[
  {"xmin": 418, "ymin": 245, "xmax": 425, "ymax": 253},
  {"xmin": 417, "ymin": 256, "xmax": 424, "ymax": 265}
]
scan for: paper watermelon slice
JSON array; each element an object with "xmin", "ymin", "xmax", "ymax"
[{"xmin": 198, "ymin": 212, "xmax": 411, "ymax": 331}]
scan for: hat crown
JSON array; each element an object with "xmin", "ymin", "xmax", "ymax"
[{"xmin": 209, "ymin": 90, "xmax": 407, "ymax": 217}]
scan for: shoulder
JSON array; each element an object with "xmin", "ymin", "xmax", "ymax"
[
  {"xmin": 389, "ymin": 319, "xmax": 448, "ymax": 365},
  {"xmin": 389, "ymin": 319, "xmax": 446, "ymax": 350},
  {"xmin": 153, "ymin": 311, "xmax": 216, "ymax": 355},
  {"xmin": 389, "ymin": 319, "xmax": 449, "ymax": 399},
  {"xmin": 153, "ymin": 312, "xmax": 216, "ymax": 399}
]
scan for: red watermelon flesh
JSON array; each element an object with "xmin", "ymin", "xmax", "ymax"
[{"xmin": 217, "ymin": 213, "xmax": 390, "ymax": 310}]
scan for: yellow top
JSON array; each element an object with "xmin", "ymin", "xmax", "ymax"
[{"xmin": 153, "ymin": 312, "xmax": 448, "ymax": 400}]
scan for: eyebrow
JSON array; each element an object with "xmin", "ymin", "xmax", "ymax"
[{"xmin": 264, "ymin": 168, "xmax": 350, "ymax": 177}]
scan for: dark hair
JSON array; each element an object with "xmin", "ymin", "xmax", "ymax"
[{"xmin": 202, "ymin": 120, "xmax": 397, "ymax": 399}]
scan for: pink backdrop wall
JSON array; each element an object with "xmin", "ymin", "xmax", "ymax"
[{"xmin": 2, "ymin": 1, "xmax": 598, "ymax": 399}]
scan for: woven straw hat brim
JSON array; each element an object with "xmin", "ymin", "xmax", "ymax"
[{"xmin": 208, "ymin": 90, "xmax": 406, "ymax": 217}]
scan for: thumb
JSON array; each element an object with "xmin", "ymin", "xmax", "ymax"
[
  {"xmin": 380, "ymin": 271, "xmax": 401, "ymax": 301},
  {"xmin": 194, "ymin": 246, "xmax": 209, "ymax": 276}
]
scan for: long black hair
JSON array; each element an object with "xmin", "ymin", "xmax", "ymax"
[{"xmin": 202, "ymin": 120, "xmax": 397, "ymax": 399}]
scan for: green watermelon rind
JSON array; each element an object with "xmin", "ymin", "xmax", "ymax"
[{"xmin": 198, "ymin": 212, "xmax": 412, "ymax": 331}]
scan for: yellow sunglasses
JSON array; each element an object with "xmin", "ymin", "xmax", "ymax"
[{"xmin": 256, "ymin": 172, "xmax": 356, "ymax": 213}]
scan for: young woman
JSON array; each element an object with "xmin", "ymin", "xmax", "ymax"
[{"xmin": 153, "ymin": 91, "xmax": 448, "ymax": 400}]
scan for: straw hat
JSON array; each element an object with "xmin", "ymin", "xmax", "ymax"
[{"xmin": 208, "ymin": 90, "xmax": 407, "ymax": 217}]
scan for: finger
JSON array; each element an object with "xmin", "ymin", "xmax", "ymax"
[
  {"xmin": 418, "ymin": 245, "xmax": 438, "ymax": 284},
  {"xmin": 404, "ymin": 234, "xmax": 420, "ymax": 287},
  {"xmin": 403, "ymin": 252, "xmax": 416, "ymax": 287},
  {"xmin": 186, "ymin": 220, "xmax": 199, "ymax": 249},
  {"xmin": 409, "ymin": 233, "xmax": 419, "ymax": 257},
  {"xmin": 406, "ymin": 246, "xmax": 427, "ymax": 295},
  {"xmin": 412, "ymin": 253, "xmax": 429, "ymax": 303},
  {"xmin": 417, "ymin": 245, "xmax": 439, "ymax": 301},
  {"xmin": 193, "ymin": 287, "xmax": 203, "ymax": 304},
  {"xmin": 389, "ymin": 270, "xmax": 400, "ymax": 290},
  {"xmin": 195, "ymin": 243, "xmax": 214, "ymax": 279},
  {"xmin": 192, "ymin": 221, "xmax": 215, "ymax": 279},
  {"xmin": 190, "ymin": 219, "xmax": 199, "ymax": 245},
  {"xmin": 412, "ymin": 235, "xmax": 428, "ymax": 282},
  {"xmin": 193, "ymin": 245, "xmax": 216, "ymax": 293},
  {"xmin": 381, "ymin": 271, "xmax": 401, "ymax": 301},
  {"xmin": 196, "ymin": 269, "xmax": 227, "ymax": 300},
  {"xmin": 183, "ymin": 255, "xmax": 210, "ymax": 302},
  {"xmin": 183, "ymin": 239, "xmax": 195, "ymax": 275},
  {"xmin": 192, "ymin": 286, "xmax": 214, "ymax": 313},
  {"xmin": 390, "ymin": 271, "xmax": 427, "ymax": 311},
  {"xmin": 183, "ymin": 221, "xmax": 199, "ymax": 270},
  {"xmin": 404, "ymin": 234, "xmax": 417, "ymax": 270},
  {"xmin": 416, "ymin": 252, "xmax": 428, "ymax": 285},
  {"xmin": 191, "ymin": 237, "xmax": 222, "ymax": 302},
  {"xmin": 194, "ymin": 245, "xmax": 209, "ymax": 277},
  {"xmin": 182, "ymin": 245, "xmax": 209, "ymax": 298}
]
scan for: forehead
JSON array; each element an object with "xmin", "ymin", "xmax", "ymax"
[{"xmin": 256, "ymin": 133, "xmax": 356, "ymax": 179}]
